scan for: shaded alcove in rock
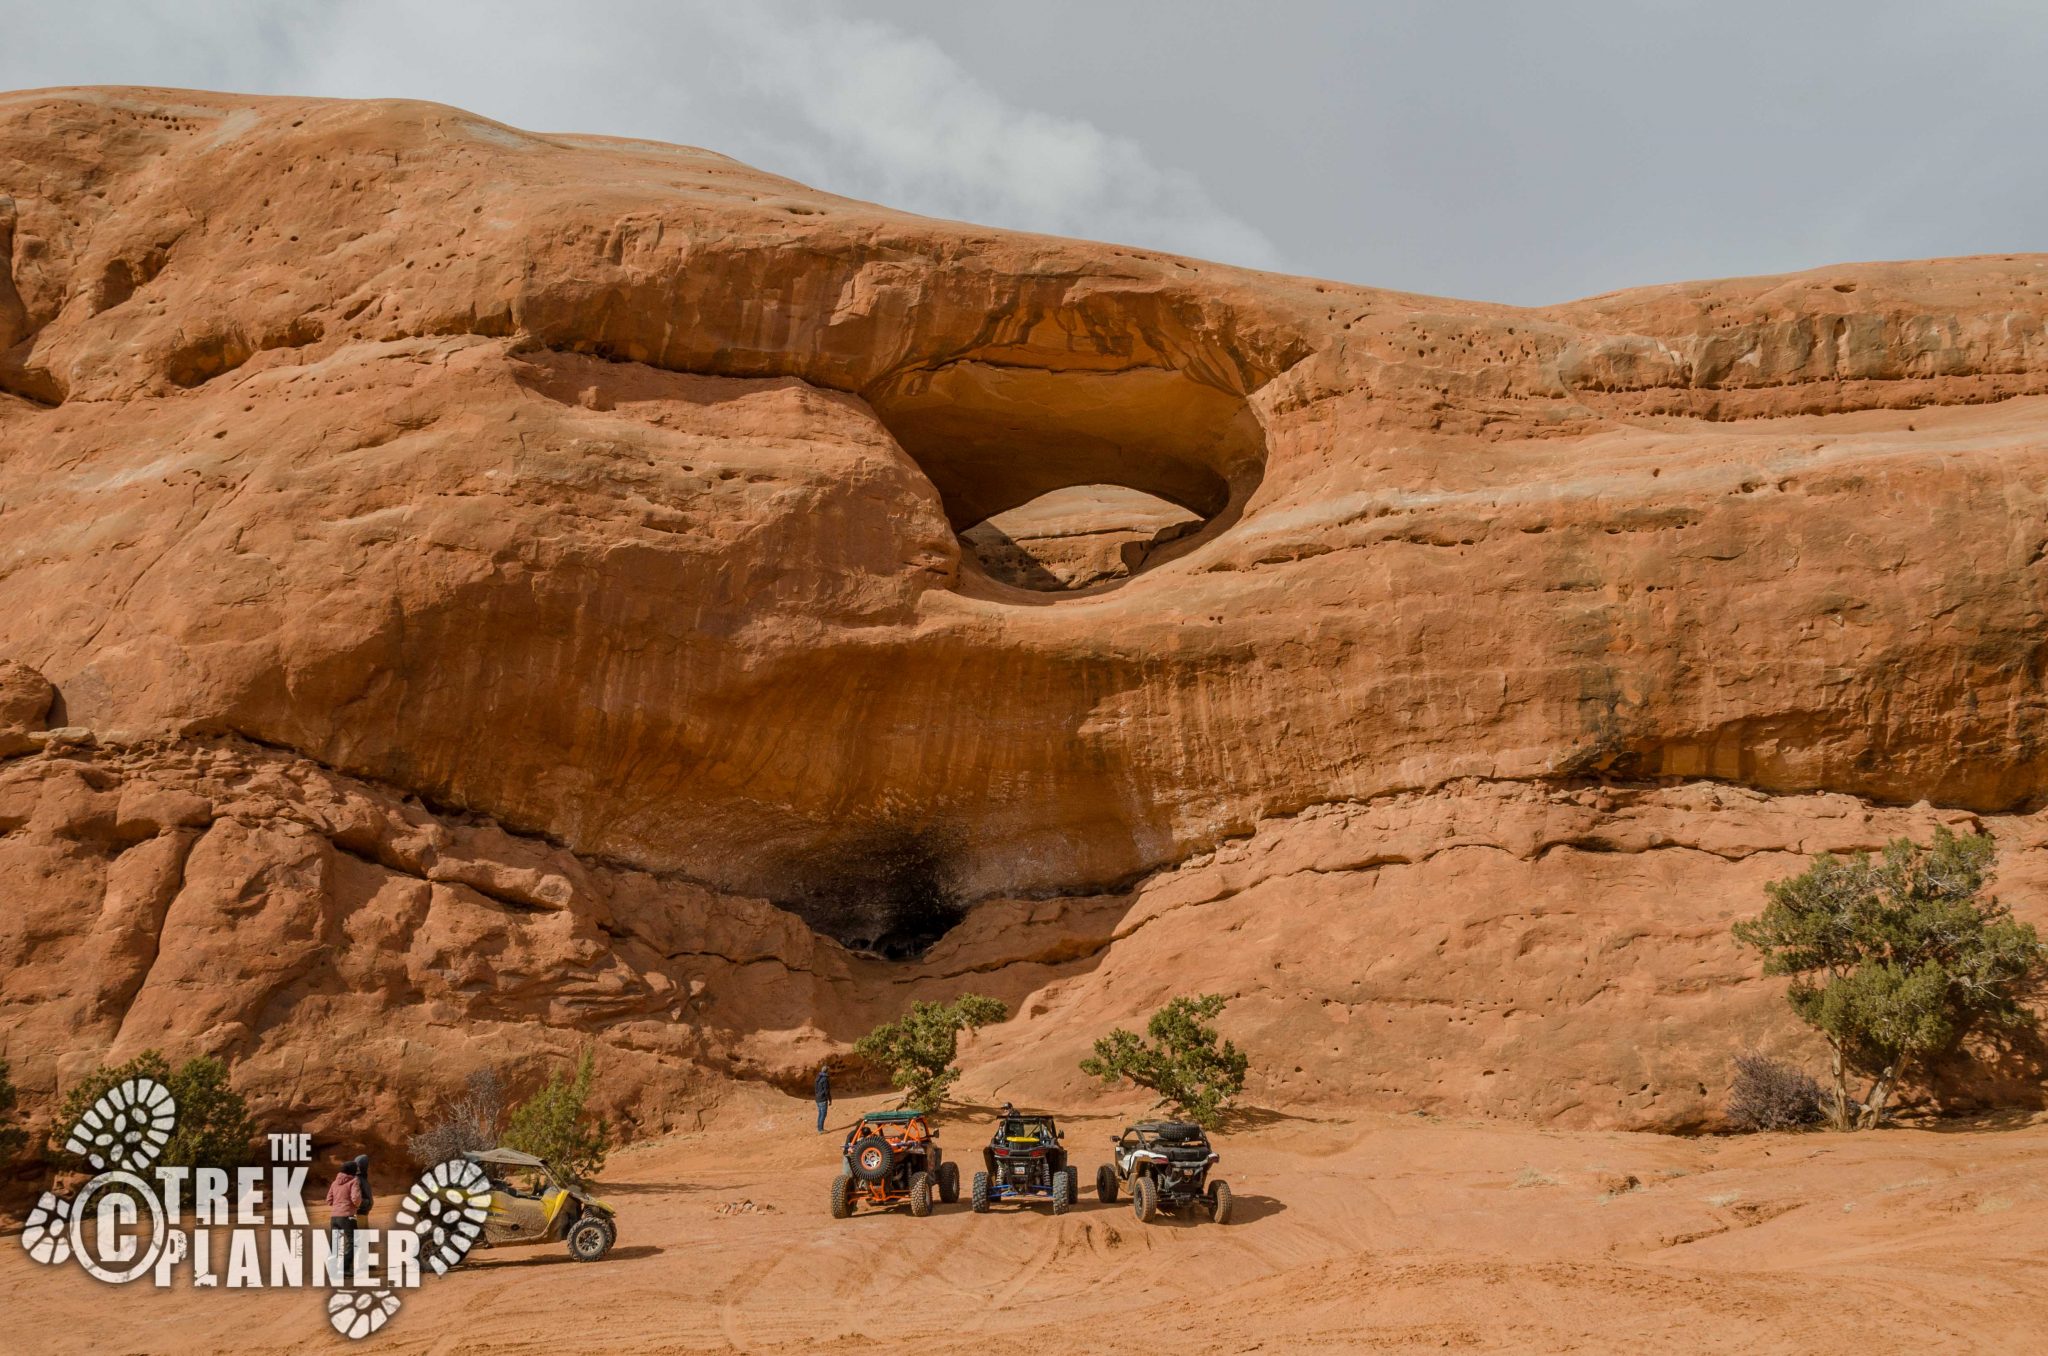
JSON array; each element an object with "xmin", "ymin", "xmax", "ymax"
[
  {"xmin": 865, "ymin": 361, "xmax": 1268, "ymax": 593},
  {"xmin": 769, "ymin": 829, "xmax": 968, "ymax": 960},
  {"xmin": 961, "ymin": 484, "xmax": 1203, "ymax": 591}
]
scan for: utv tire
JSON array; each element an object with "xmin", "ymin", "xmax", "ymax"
[
  {"xmin": 1131, "ymin": 1174, "xmax": 1158, "ymax": 1223},
  {"xmin": 848, "ymin": 1134, "xmax": 896, "ymax": 1183},
  {"xmin": 1051, "ymin": 1169, "xmax": 1072, "ymax": 1215},
  {"xmin": 970, "ymin": 1171, "xmax": 991, "ymax": 1214},
  {"xmin": 566, "ymin": 1215, "xmax": 615, "ymax": 1262},
  {"xmin": 1096, "ymin": 1164, "xmax": 1119, "ymax": 1205},
  {"xmin": 909, "ymin": 1171, "xmax": 934, "ymax": 1218},
  {"xmin": 1065, "ymin": 1167, "xmax": 1081, "ymax": 1206},
  {"xmin": 939, "ymin": 1160, "xmax": 961, "ymax": 1204},
  {"xmin": 1207, "ymin": 1179, "xmax": 1233, "ymax": 1225},
  {"xmin": 829, "ymin": 1172, "xmax": 855, "ymax": 1219}
]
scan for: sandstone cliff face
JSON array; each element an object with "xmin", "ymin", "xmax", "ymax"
[{"xmin": 1, "ymin": 88, "xmax": 2045, "ymax": 1150}]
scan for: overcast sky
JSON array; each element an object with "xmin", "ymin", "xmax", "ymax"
[{"xmin": 3, "ymin": 1, "xmax": 2044, "ymax": 305}]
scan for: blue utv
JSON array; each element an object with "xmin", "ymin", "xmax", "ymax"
[{"xmin": 969, "ymin": 1106, "xmax": 1080, "ymax": 1215}]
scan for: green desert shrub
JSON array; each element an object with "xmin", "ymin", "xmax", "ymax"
[
  {"xmin": 853, "ymin": 993, "xmax": 1008, "ymax": 1113},
  {"xmin": 1733, "ymin": 828, "xmax": 2046, "ymax": 1129},
  {"xmin": 503, "ymin": 1050, "xmax": 611, "ymax": 1184},
  {"xmin": 1081, "ymin": 993, "xmax": 1249, "ymax": 1126},
  {"xmin": 53, "ymin": 1050, "xmax": 257, "ymax": 1170}
]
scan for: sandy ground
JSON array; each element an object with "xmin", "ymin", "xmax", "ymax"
[{"xmin": 4, "ymin": 1091, "xmax": 2044, "ymax": 1355}]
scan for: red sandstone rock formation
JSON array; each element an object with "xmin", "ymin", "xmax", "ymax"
[{"xmin": 2, "ymin": 88, "xmax": 2044, "ymax": 1155}]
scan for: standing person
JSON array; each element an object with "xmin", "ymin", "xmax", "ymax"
[
  {"xmin": 814, "ymin": 1062, "xmax": 832, "ymax": 1133},
  {"xmin": 349, "ymin": 1154, "xmax": 372, "ymax": 1214},
  {"xmin": 326, "ymin": 1157, "xmax": 362, "ymax": 1285}
]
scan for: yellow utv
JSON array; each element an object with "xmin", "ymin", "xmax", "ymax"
[{"xmin": 464, "ymin": 1147, "xmax": 618, "ymax": 1262}]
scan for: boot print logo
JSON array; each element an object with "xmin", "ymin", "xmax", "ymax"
[{"xmin": 21, "ymin": 1076, "xmax": 492, "ymax": 1339}]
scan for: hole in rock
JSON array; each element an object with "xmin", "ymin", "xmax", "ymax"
[
  {"xmin": 865, "ymin": 361, "xmax": 1267, "ymax": 595},
  {"xmin": 776, "ymin": 831, "xmax": 967, "ymax": 960},
  {"xmin": 961, "ymin": 485, "xmax": 1203, "ymax": 591}
]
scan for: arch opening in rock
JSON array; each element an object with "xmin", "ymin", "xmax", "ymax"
[
  {"xmin": 961, "ymin": 484, "xmax": 1204, "ymax": 591},
  {"xmin": 864, "ymin": 360, "xmax": 1268, "ymax": 591}
]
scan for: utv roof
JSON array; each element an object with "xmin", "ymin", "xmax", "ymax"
[
  {"xmin": 1131, "ymin": 1120, "xmax": 1206, "ymax": 1136},
  {"xmin": 466, "ymin": 1147, "xmax": 548, "ymax": 1168},
  {"xmin": 858, "ymin": 1110, "xmax": 929, "ymax": 1124}
]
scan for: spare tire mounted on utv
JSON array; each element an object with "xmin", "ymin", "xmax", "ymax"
[{"xmin": 1097, "ymin": 1120, "xmax": 1230, "ymax": 1224}]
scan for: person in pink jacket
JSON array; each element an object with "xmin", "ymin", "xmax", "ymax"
[{"xmin": 326, "ymin": 1159, "xmax": 362, "ymax": 1284}]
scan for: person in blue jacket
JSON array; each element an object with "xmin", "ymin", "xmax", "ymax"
[{"xmin": 814, "ymin": 1063, "xmax": 832, "ymax": 1133}]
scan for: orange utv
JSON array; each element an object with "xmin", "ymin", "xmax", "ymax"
[{"xmin": 829, "ymin": 1109, "xmax": 960, "ymax": 1217}]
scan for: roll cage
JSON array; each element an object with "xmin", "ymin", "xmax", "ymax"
[{"xmin": 991, "ymin": 1115, "xmax": 1061, "ymax": 1147}]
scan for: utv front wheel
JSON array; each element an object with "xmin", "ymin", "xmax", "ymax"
[
  {"xmin": 1131, "ymin": 1174, "xmax": 1157, "ymax": 1223},
  {"xmin": 1207, "ymin": 1179, "xmax": 1233, "ymax": 1225},
  {"xmin": 1051, "ymin": 1169, "xmax": 1072, "ymax": 1215},
  {"xmin": 566, "ymin": 1215, "xmax": 614, "ymax": 1262},
  {"xmin": 939, "ymin": 1161, "xmax": 961, "ymax": 1204},
  {"xmin": 1096, "ymin": 1164, "xmax": 1119, "ymax": 1204},
  {"xmin": 830, "ymin": 1172, "xmax": 855, "ymax": 1219},
  {"xmin": 970, "ymin": 1171, "xmax": 991, "ymax": 1213},
  {"xmin": 909, "ymin": 1171, "xmax": 934, "ymax": 1218}
]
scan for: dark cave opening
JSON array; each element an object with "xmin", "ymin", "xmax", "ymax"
[{"xmin": 777, "ymin": 830, "xmax": 967, "ymax": 961}]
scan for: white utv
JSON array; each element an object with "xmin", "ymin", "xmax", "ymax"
[{"xmin": 1095, "ymin": 1120, "xmax": 1230, "ymax": 1223}]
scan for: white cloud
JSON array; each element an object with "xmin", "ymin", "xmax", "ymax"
[
  {"xmin": 694, "ymin": 7, "xmax": 1281, "ymax": 266},
  {"xmin": 0, "ymin": 0, "xmax": 1282, "ymax": 271}
]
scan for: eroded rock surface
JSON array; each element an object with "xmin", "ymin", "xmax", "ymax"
[
  {"xmin": 0, "ymin": 658, "xmax": 53, "ymax": 755},
  {"xmin": 961, "ymin": 485, "xmax": 1202, "ymax": 590},
  {"xmin": 4, "ymin": 730, "xmax": 2043, "ymax": 1159},
  {"xmin": 2, "ymin": 88, "xmax": 2046, "ymax": 1150}
]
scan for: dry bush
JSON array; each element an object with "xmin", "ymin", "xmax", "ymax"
[
  {"xmin": 1727, "ymin": 1052, "xmax": 1824, "ymax": 1132},
  {"xmin": 409, "ymin": 1069, "xmax": 505, "ymax": 1168}
]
